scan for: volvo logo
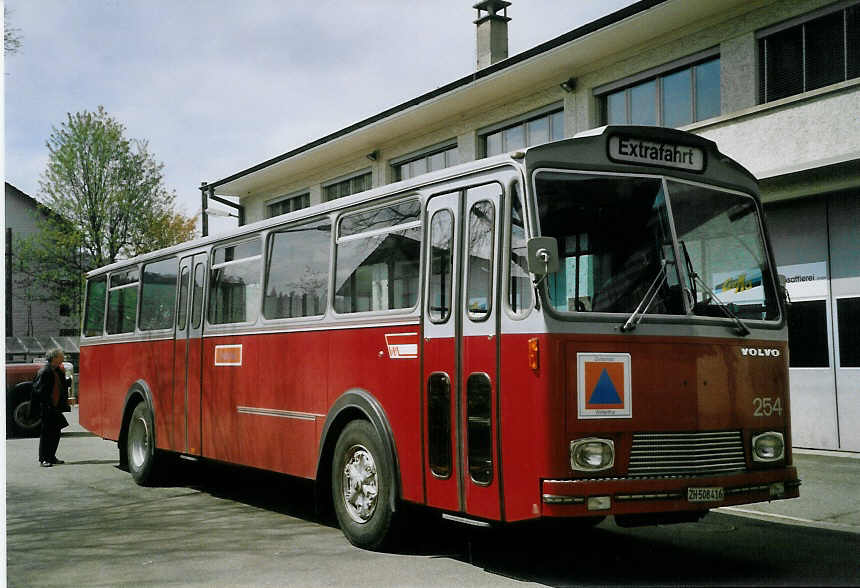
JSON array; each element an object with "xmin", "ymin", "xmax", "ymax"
[{"xmin": 741, "ymin": 348, "xmax": 781, "ymax": 358}]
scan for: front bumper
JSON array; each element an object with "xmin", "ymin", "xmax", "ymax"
[{"xmin": 541, "ymin": 466, "xmax": 800, "ymax": 517}]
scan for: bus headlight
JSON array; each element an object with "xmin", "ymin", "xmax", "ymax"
[
  {"xmin": 570, "ymin": 438, "xmax": 614, "ymax": 472},
  {"xmin": 752, "ymin": 432, "xmax": 784, "ymax": 462}
]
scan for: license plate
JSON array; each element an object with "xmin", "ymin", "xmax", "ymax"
[{"xmin": 687, "ymin": 487, "xmax": 724, "ymax": 503}]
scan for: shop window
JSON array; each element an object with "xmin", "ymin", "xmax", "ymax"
[
  {"xmin": 837, "ymin": 297, "xmax": 860, "ymax": 367},
  {"xmin": 758, "ymin": 5, "xmax": 859, "ymax": 103},
  {"xmin": 787, "ymin": 300, "xmax": 830, "ymax": 367}
]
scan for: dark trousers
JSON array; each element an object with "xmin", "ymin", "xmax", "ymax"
[{"xmin": 39, "ymin": 407, "xmax": 62, "ymax": 462}]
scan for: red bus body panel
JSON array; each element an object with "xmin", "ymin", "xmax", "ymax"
[{"xmin": 498, "ymin": 333, "xmax": 797, "ymax": 522}]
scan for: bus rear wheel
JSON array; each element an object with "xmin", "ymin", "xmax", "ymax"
[
  {"xmin": 331, "ymin": 420, "xmax": 397, "ymax": 550},
  {"xmin": 127, "ymin": 402, "xmax": 160, "ymax": 485}
]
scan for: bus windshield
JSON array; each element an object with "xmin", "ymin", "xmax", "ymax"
[{"xmin": 535, "ymin": 171, "xmax": 779, "ymax": 322}]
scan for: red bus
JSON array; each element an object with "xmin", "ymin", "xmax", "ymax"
[{"xmin": 80, "ymin": 126, "xmax": 799, "ymax": 549}]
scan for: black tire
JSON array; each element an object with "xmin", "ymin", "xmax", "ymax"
[
  {"xmin": 127, "ymin": 402, "xmax": 161, "ymax": 485},
  {"xmin": 7, "ymin": 383, "xmax": 41, "ymax": 438},
  {"xmin": 331, "ymin": 420, "xmax": 398, "ymax": 550}
]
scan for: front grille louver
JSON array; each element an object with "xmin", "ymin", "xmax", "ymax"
[{"xmin": 628, "ymin": 431, "xmax": 746, "ymax": 477}]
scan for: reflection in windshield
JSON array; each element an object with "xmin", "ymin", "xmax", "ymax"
[
  {"xmin": 536, "ymin": 173, "xmax": 683, "ymax": 315},
  {"xmin": 668, "ymin": 181, "xmax": 778, "ymax": 321},
  {"xmin": 535, "ymin": 172, "xmax": 778, "ymax": 323}
]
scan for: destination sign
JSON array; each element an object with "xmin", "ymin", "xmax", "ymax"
[{"xmin": 608, "ymin": 135, "xmax": 705, "ymax": 172}]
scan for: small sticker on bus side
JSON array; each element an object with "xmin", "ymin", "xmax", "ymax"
[
  {"xmin": 577, "ymin": 353, "xmax": 632, "ymax": 419},
  {"xmin": 385, "ymin": 333, "xmax": 418, "ymax": 359},
  {"xmin": 214, "ymin": 344, "xmax": 243, "ymax": 366}
]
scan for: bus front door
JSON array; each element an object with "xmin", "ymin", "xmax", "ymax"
[
  {"xmin": 173, "ymin": 253, "xmax": 207, "ymax": 456},
  {"xmin": 423, "ymin": 183, "xmax": 502, "ymax": 521}
]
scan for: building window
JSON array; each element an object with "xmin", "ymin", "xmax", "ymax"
[
  {"xmin": 482, "ymin": 107, "xmax": 564, "ymax": 157},
  {"xmin": 395, "ymin": 143, "xmax": 459, "ymax": 181},
  {"xmin": 787, "ymin": 300, "xmax": 830, "ymax": 368},
  {"xmin": 266, "ymin": 192, "xmax": 310, "ymax": 218},
  {"xmin": 600, "ymin": 56, "xmax": 720, "ymax": 127},
  {"xmin": 758, "ymin": 4, "xmax": 859, "ymax": 103},
  {"xmin": 323, "ymin": 171, "xmax": 372, "ymax": 202}
]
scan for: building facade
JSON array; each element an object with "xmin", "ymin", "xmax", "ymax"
[
  {"xmin": 5, "ymin": 183, "xmax": 80, "ymax": 362},
  {"xmin": 203, "ymin": 0, "xmax": 859, "ymax": 451}
]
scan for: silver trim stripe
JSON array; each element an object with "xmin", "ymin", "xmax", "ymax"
[
  {"xmin": 628, "ymin": 431, "xmax": 746, "ymax": 477},
  {"xmin": 236, "ymin": 406, "xmax": 325, "ymax": 421}
]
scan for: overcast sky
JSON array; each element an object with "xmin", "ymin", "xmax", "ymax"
[{"xmin": 4, "ymin": 0, "xmax": 637, "ymax": 235}]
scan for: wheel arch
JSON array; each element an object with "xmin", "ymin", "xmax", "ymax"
[
  {"xmin": 316, "ymin": 388, "xmax": 402, "ymax": 513},
  {"xmin": 118, "ymin": 379, "xmax": 155, "ymax": 468}
]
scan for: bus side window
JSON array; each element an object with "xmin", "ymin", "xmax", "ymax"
[
  {"xmin": 83, "ymin": 275, "xmax": 107, "ymax": 337},
  {"xmin": 139, "ymin": 258, "xmax": 178, "ymax": 331},
  {"xmin": 508, "ymin": 182, "xmax": 532, "ymax": 316},
  {"xmin": 335, "ymin": 200, "xmax": 421, "ymax": 314},
  {"xmin": 106, "ymin": 268, "xmax": 139, "ymax": 334},
  {"xmin": 428, "ymin": 209, "xmax": 454, "ymax": 323},
  {"xmin": 263, "ymin": 218, "xmax": 331, "ymax": 319},
  {"xmin": 208, "ymin": 239, "xmax": 262, "ymax": 325},
  {"xmin": 176, "ymin": 266, "xmax": 190, "ymax": 330},
  {"xmin": 466, "ymin": 199, "xmax": 496, "ymax": 320}
]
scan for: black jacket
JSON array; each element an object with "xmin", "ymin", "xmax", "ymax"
[{"xmin": 30, "ymin": 364, "xmax": 70, "ymax": 418}]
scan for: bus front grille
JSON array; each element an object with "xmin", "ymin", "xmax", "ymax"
[{"xmin": 628, "ymin": 431, "xmax": 746, "ymax": 477}]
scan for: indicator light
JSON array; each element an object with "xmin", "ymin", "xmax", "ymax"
[{"xmin": 528, "ymin": 337, "xmax": 539, "ymax": 371}]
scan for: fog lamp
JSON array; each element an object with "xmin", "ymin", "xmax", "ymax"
[
  {"xmin": 570, "ymin": 438, "xmax": 614, "ymax": 472},
  {"xmin": 769, "ymin": 482, "xmax": 785, "ymax": 498},
  {"xmin": 752, "ymin": 432, "xmax": 784, "ymax": 462},
  {"xmin": 587, "ymin": 496, "xmax": 611, "ymax": 511}
]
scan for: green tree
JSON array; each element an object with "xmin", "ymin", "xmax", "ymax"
[{"xmin": 16, "ymin": 106, "xmax": 197, "ymax": 326}]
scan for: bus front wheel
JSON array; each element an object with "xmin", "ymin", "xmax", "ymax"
[
  {"xmin": 127, "ymin": 402, "xmax": 160, "ymax": 485},
  {"xmin": 331, "ymin": 420, "xmax": 397, "ymax": 550}
]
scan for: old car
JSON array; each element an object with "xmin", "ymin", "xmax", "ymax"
[{"xmin": 6, "ymin": 361, "xmax": 73, "ymax": 437}]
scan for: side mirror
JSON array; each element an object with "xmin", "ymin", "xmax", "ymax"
[{"xmin": 527, "ymin": 237, "xmax": 560, "ymax": 275}]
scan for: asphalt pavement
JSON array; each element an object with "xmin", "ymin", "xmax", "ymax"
[{"xmin": 5, "ymin": 407, "xmax": 859, "ymax": 587}]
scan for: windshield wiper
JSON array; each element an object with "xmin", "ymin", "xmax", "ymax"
[
  {"xmin": 679, "ymin": 241, "xmax": 750, "ymax": 337},
  {"xmin": 621, "ymin": 259, "xmax": 670, "ymax": 332}
]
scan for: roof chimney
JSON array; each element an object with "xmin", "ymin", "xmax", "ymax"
[{"xmin": 474, "ymin": 0, "xmax": 511, "ymax": 70}]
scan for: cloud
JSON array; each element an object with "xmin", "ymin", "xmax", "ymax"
[{"xmin": 5, "ymin": 0, "xmax": 637, "ymax": 224}]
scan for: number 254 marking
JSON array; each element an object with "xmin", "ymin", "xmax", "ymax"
[{"xmin": 753, "ymin": 397, "xmax": 783, "ymax": 417}]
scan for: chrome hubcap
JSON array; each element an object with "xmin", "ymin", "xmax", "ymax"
[
  {"xmin": 129, "ymin": 416, "xmax": 149, "ymax": 470},
  {"xmin": 342, "ymin": 444, "xmax": 378, "ymax": 524}
]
